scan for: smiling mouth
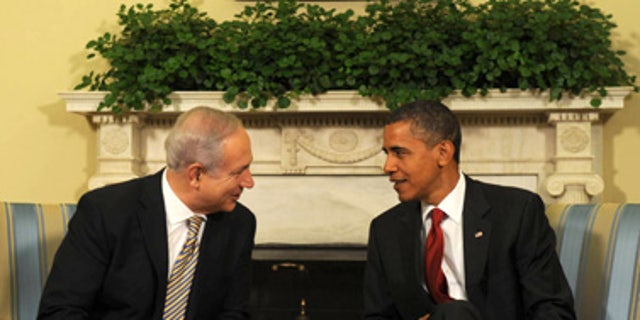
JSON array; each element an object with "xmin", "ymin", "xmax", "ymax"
[{"xmin": 391, "ymin": 179, "xmax": 407, "ymax": 188}]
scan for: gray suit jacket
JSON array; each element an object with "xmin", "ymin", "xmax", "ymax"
[
  {"xmin": 38, "ymin": 170, "xmax": 256, "ymax": 319},
  {"xmin": 364, "ymin": 175, "xmax": 575, "ymax": 319}
]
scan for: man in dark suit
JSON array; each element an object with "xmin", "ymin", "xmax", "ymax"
[
  {"xmin": 38, "ymin": 107, "xmax": 256, "ymax": 319},
  {"xmin": 364, "ymin": 100, "xmax": 576, "ymax": 319}
]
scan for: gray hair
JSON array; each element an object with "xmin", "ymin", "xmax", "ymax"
[
  {"xmin": 165, "ymin": 106, "xmax": 243, "ymax": 171},
  {"xmin": 387, "ymin": 100, "xmax": 462, "ymax": 163}
]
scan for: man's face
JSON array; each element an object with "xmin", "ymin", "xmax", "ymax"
[
  {"xmin": 382, "ymin": 120, "xmax": 443, "ymax": 203},
  {"xmin": 198, "ymin": 128, "xmax": 254, "ymax": 213}
]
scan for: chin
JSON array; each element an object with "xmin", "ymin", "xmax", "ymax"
[
  {"xmin": 221, "ymin": 202, "xmax": 238, "ymax": 212},
  {"xmin": 397, "ymin": 193, "xmax": 418, "ymax": 202}
]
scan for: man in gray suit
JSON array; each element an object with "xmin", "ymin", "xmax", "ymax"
[
  {"xmin": 39, "ymin": 107, "xmax": 256, "ymax": 319},
  {"xmin": 364, "ymin": 100, "xmax": 575, "ymax": 319}
]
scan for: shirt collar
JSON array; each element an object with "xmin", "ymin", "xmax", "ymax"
[{"xmin": 422, "ymin": 171, "xmax": 466, "ymax": 224}]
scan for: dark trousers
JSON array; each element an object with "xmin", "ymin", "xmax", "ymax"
[{"xmin": 429, "ymin": 300, "xmax": 482, "ymax": 320}]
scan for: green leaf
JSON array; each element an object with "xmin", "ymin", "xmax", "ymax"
[
  {"xmin": 223, "ymin": 88, "xmax": 238, "ymax": 103},
  {"xmin": 277, "ymin": 96, "xmax": 291, "ymax": 108},
  {"xmin": 104, "ymin": 93, "xmax": 117, "ymax": 106}
]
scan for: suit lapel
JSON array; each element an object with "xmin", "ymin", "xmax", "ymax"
[
  {"xmin": 398, "ymin": 202, "xmax": 425, "ymax": 288},
  {"xmin": 462, "ymin": 176, "xmax": 492, "ymax": 290},
  {"xmin": 192, "ymin": 211, "xmax": 223, "ymax": 284},
  {"xmin": 137, "ymin": 170, "xmax": 169, "ymax": 284},
  {"xmin": 395, "ymin": 201, "xmax": 437, "ymax": 313}
]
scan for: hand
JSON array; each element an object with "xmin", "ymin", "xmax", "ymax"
[{"xmin": 418, "ymin": 314, "xmax": 430, "ymax": 320}]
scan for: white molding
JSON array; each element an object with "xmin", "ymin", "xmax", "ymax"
[{"xmin": 61, "ymin": 87, "xmax": 631, "ymax": 113}]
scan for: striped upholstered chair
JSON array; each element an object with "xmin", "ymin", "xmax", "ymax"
[
  {"xmin": 547, "ymin": 203, "xmax": 640, "ymax": 320},
  {"xmin": 0, "ymin": 202, "xmax": 76, "ymax": 320}
]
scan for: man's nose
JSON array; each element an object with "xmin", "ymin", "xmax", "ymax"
[
  {"xmin": 383, "ymin": 156, "xmax": 396, "ymax": 175},
  {"xmin": 241, "ymin": 169, "xmax": 254, "ymax": 189}
]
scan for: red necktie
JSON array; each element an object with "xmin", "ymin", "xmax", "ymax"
[{"xmin": 425, "ymin": 208, "xmax": 453, "ymax": 304}]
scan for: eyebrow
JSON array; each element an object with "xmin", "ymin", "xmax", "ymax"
[
  {"xmin": 229, "ymin": 163, "xmax": 249, "ymax": 174},
  {"xmin": 383, "ymin": 146, "xmax": 408, "ymax": 154}
]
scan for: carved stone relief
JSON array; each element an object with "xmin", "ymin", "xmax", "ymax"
[
  {"xmin": 560, "ymin": 126, "xmax": 589, "ymax": 154},
  {"xmin": 281, "ymin": 127, "xmax": 384, "ymax": 174},
  {"xmin": 101, "ymin": 127, "xmax": 129, "ymax": 155},
  {"xmin": 545, "ymin": 112, "xmax": 601, "ymax": 203}
]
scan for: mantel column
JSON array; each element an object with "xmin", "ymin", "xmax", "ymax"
[
  {"xmin": 545, "ymin": 112, "xmax": 603, "ymax": 203},
  {"xmin": 89, "ymin": 114, "xmax": 144, "ymax": 189}
]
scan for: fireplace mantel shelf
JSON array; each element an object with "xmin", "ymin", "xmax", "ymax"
[
  {"xmin": 62, "ymin": 88, "xmax": 631, "ymax": 245},
  {"xmin": 62, "ymin": 87, "xmax": 630, "ymax": 114}
]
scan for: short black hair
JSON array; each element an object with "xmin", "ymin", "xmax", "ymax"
[{"xmin": 386, "ymin": 100, "xmax": 461, "ymax": 163}]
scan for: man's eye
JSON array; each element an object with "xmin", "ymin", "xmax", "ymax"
[{"xmin": 230, "ymin": 168, "xmax": 247, "ymax": 178}]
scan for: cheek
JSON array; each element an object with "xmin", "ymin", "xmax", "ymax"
[
  {"xmin": 222, "ymin": 180, "xmax": 240, "ymax": 193},
  {"xmin": 402, "ymin": 160, "xmax": 424, "ymax": 176},
  {"xmin": 410, "ymin": 166, "xmax": 435, "ymax": 185},
  {"xmin": 204, "ymin": 180, "xmax": 227, "ymax": 197}
]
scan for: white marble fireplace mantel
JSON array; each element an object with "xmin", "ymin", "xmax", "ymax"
[{"xmin": 61, "ymin": 88, "xmax": 631, "ymax": 245}]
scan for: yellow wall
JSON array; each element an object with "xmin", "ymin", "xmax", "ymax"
[
  {"xmin": 0, "ymin": 0, "xmax": 638, "ymax": 203},
  {"xmin": 596, "ymin": 1, "xmax": 640, "ymax": 202}
]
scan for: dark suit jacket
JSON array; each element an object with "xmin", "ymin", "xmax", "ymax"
[
  {"xmin": 363, "ymin": 176, "xmax": 575, "ymax": 320},
  {"xmin": 38, "ymin": 170, "xmax": 256, "ymax": 320}
]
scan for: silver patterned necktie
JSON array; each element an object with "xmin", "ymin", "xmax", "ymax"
[{"xmin": 163, "ymin": 215, "xmax": 205, "ymax": 320}]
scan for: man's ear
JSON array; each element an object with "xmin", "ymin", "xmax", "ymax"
[
  {"xmin": 436, "ymin": 140, "xmax": 455, "ymax": 167},
  {"xmin": 186, "ymin": 163, "xmax": 204, "ymax": 187}
]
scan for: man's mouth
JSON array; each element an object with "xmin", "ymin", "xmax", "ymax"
[{"xmin": 391, "ymin": 179, "xmax": 407, "ymax": 188}]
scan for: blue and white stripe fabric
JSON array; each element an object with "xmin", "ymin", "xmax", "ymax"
[
  {"xmin": 0, "ymin": 202, "xmax": 75, "ymax": 320},
  {"xmin": 547, "ymin": 203, "xmax": 640, "ymax": 320}
]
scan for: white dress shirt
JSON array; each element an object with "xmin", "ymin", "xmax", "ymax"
[
  {"xmin": 421, "ymin": 172, "xmax": 467, "ymax": 300},
  {"xmin": 162, "ymin": 170, "xmax": 207, "ymax": 278}
]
